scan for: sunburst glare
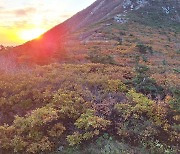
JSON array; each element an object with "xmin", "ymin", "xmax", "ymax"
[{"xmin": 19, "ymin": 28, "xmax": 45, "ymax": 41}]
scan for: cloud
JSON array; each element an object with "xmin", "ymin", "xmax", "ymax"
[
  {"xmin": 13, "ymin": 20, "xmax": 29, "ymax": 28},
  {"xmin": 14, "ymin": 7, "xmax": 36, "ymax": 16},
  {"xmin": 0, "ymin": 7, "xmax": 36, "ymax": 17}
]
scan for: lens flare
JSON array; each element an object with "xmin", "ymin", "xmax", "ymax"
[{"xmin": 19, "ymin": 29, "xmax": 45, "ymax": 41}]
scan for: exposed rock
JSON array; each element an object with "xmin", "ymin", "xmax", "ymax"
[
  {"xmin": 162, "ymin": 6, "xmax": 170, "ymax": 14},
  {"xmin": 114, "ymin": 14, "xmax": 128, "ymax": 24},
  {"xmin": 123, "ymin": 0, "xmax": 148, "ymax": 11},
  {"xmin": 57, "ymin": 146, "xmax": 64, "ymax": 152}
]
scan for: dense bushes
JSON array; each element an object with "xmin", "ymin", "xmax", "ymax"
[
  {"xmin": 114, "ymin": 89, "xmax": 179, "ymax": 153},
  {"xmin": 0, "ymin": 107, "xmax": 60, "ymax": 153},
  {"xmin": 0, "ymin": 63, "xmax": 179, "ymax": 153},
  {"xmin": 67, "ymin": 109, "xmax": 111, "ymax": 146},
  {"xmin": 129, "ymin": 64, "xmax": 165, "ymax": 99}
]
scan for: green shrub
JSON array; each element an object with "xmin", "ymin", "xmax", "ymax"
[
  {"xmin": 169, "ymin": 88, "xmax": 180, "ymax": 113},
  {"xmin": 133, "ymin": 75, "xmax": 164, "ymax": 98},
  {"xmin": 173, "ymin": 68, "xmax": 180, "ymax": 74},
  {"xmin": 131, "ymin": 64, "xmax": 164, "ymax": 99}
]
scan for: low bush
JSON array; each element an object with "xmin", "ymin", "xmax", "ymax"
[
  {"xmin": 0, "ymin": 63, "xmax": 179, "ymax": 153},
  {"xmin": 136, "ymin": 44, "xmax": 153, "ymax": 54},
  {"xmin": 129, "ymin": 64, "xmax": 164, "ymax": 99},
  {"xmin": 87, "ymin": 51, "xmax": 116, "ymax": 65}
]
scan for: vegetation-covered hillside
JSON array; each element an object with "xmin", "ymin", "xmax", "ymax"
[
  {"xmin": 0, "ymin": 62, "xmax": 179, "ymax": 153},
  {"xmin": 0, "ymin": 0, "xmax": 180, "ymax": 153}
]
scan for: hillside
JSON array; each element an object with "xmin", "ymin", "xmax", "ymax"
[
  {"xmin": 8, "ymin": 0, "xmax": 180, "ymax": 64},
  {"xmin": 0, "ymin": 0, "xmax": 180, "ymax": 153}
]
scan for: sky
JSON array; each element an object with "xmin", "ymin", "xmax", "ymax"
[{"xmin": 0, "ymin": 0, "xmax": 96, "ymax": 46}]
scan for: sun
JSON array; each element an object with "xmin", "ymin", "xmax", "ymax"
[{"xmin": 19, "ymin": 28, "xmax": 45, "ymax": 41}]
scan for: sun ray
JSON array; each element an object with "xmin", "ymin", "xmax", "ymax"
[{"xmin": 19, "ymin": 28, "xmax": 45, "ymax": 41}]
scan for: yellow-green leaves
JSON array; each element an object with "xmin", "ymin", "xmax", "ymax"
[
  {"xmin": 105, "ymin": 79, "xmax": 127, "ymax": 92},
  {"xmin": 75, "ymin": 109, "xmax": 111, "ymax": 131},
  {"xmin": 53, "ymin": 89, "xmax": 92, "ymax": 119},
  {"xmin": 67, "ymin": 110, "xmax": 111, "ymax": 146}
]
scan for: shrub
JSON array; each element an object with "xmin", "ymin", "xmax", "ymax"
[
  {"xmin": 48, "ymin": 123, "xmax": 66, "ymax": 137},
  {"xmin": 135, "ymin": 64, "xmax": 149, "ymax": 74},
  {"xmin": 53, "ymin": 89, "xmax": 92, "ymax": 119},
  {"xmin": 169, "ymin": 87, "xmax": 180, "ymax": 113},
  {"xmin": 104, "ymin": 79, "xmax": 127, "ymax": 92},
  {"xmin": 131, "ymin": 64, "xmax": 164, "ymax": 99},
  {"xmin": 66, "ymin": 132, "xmax": 83, "ymax": 146},
  {"xmin": 173, "ymin": 68, "xmax": 180, "ymax": 74},
  {"xmin": 87, "ymin": 51, "xmax": 116, "ymax": 65},
  {"xmin": 75, "ymin": 109, "xmax": 111, "ymax": 131},
  {"xmin": 0, "ymin": 63, "xmax": 178, "ymax": 153},
  {"xmin": 0, "ymin": 125, "xmax": 15, "ymax": 149},
  {"xmin": 0, "ymin": 107, "xmax": 65, "ymax": 153},
  {"xmin": 136, "ymin": 44, "xmax": 153, "ymax": 54},
  {"xmin": 124, "ymin": 89, "xmax": 168, "ymax": 127},
  {"xmin": 113, "ymin": 89, "xmax": 179, "ymax": 151},
  {"xmin": 67, "ymin": 109, "xmax": 111, "ymax": 146},
  {"xmin": 133, "ymin": 75, "xmax": 164, "ymax": 98}
]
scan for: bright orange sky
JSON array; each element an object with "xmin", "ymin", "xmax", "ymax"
[{"xmin": 0, "ymin": 0, "xmax": 95, "ymax": 46}]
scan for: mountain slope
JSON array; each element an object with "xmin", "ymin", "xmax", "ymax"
[
  {"xmin": 0, "ymin": 1, "xmax": 180, "ymax": 153},
  {"xmin": 9, "ymin": 0, "xmax": 179, "ymax": 65}
]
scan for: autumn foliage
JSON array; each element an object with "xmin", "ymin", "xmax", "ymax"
[{"xmin": 0, "ymin": 63, "xmax": 179, "ymax": 153}]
